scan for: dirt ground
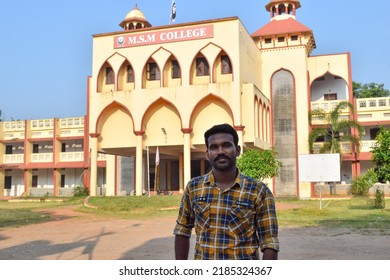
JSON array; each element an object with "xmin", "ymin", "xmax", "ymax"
[{"xmin": 0, "ymin": 204, "xmax": 389, "ymax": 260}]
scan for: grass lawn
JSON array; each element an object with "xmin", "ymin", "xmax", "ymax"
[{"xmin": 1, "ymin": 196, "xmax": 389, "ymax": 232}]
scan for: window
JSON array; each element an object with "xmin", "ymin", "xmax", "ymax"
[
  {"xmin": 370, "ymin": 128, "xmax": 380, "ymax": 140},
  {"xmin": 264, "ymin": 38, "xmax": 272, "ymax": 44},
  {"xmin": 61, "ymin": 174, "xmax": 65, "ymax": 188},
  {"xmin": 61, "ymin": 143, "xmax": 66, "ymax": 152},
  {"xmin": 127, "ymin": 65, "xmax": 134, "ymax": 83},
  {"xmin": 324, "ymin": 93, "xmax": 337, "ymax": 101},
  {"xmin": 196, "ymin": 57, "xmax": 209, "ymax": 76},
  {"xmin": 105, "ymin": 67, "xmax": 115, "ymax": 85},
  {"xmin": 171, "ymin": 60, "xmax": 181, "ymax": 79},
  {"xmin": 147, "ymin": 62, "xmax": 160, "ymax": 80},
  {"xmin": 278, "ymin": 37, "xmax": 285, "ymax": 43},
  {"xmin": 5, "ymin": 145, "xmax": 13, "ymax": 154},
  {"xmin": 291, "ymin": 35, "xmax": 298, "ymax": 41},
  {"xmin": 221, "ymin": 55, "xmax": 232, "ymax": 74},
  {"xmin": 33, "ymin": 144, "xmax": 39, "ymax": 153},
  {"xmin": 32, "ymin": 175, "xmax": 38, "ymax": 188},
  {"xmin": 5, "ymin": 176, "xmax": 12, "ymax": 189}
]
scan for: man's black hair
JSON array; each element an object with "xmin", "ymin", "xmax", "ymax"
[{"xmin": 204, "ymin": 123, "xmax": 239, "ymax": 148}]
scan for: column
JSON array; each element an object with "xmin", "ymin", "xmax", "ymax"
[
  {"xmin": 89, "ymin": 134, "xmax": 99, "ymax": 196},
  {"xmin": 234, "ymin": 125, "xmax": 245, "ymax": 154},
  {"xmin": 135, "ymin": 132, "xmax": 144, "ymax": 196},
  {"xmin": 182, "ymin": 129, "xmax": 192, "ymax": 191},
  {"xmin": 179, "ymin": 154, "xmax": 184, "ymax": 193}
]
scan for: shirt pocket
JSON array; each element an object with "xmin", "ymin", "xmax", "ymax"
[
  {"xmin": 228, "ymin": 206, "xmax": 255, "ymax": 238},
  {"xmin": 193, "ymin": 202, "xmax": 210, "ymax": 230}
]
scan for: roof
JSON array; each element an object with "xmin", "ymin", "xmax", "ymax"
[{"xmin": 251, "ymin": 17, "xmax": 312, "ymax": 37}]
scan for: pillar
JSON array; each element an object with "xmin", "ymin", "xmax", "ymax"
[
  {"xmin": 182, "ymin": 129, "xmax": 192, "ymax": 192},
  {"xmin": 135, "ymin": 132, "xmax": 144, "ymax": 196},
  {"xmin": 89, "ymin": 134, "xmax": 99, "ymax": 196}
]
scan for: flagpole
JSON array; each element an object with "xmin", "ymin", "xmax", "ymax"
[{"xmin": 154, "ymin": 146, "xmax": 160, "ymax": 194}]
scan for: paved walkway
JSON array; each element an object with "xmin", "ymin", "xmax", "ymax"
[{"xmin": 0, "ymin": 206, "xmax": 389, "ymax": 260}]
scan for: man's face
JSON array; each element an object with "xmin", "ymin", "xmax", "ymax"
[{"xmin": 206, "ymin": 133, "xmax": 240, "ymax": 172}]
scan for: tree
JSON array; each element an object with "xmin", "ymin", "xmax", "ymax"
[
  {"xmin": 371, "ymin": 127, "xmax": 390, "ymax": 183},
  {"xmin": 308, "ymin": 101, "xmax": 363, "ymax": 154},
  {"xmin": 237, "ymin": 148, "xmax": 282, "ymax": 182},
  {"xmin": 0, "ymin": 110, "xmax": 2, "ymax": 121},
  {"xmin": 353, "ymin": 82, "xmax": 390, "ymax": 98}
]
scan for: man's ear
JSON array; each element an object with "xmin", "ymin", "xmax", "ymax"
[{"xmin": 236, "ymin": 145, "xmax": 241, "ymax": 155}]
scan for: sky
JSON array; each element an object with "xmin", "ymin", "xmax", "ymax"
[{"xmin": 0, "ymin": 0, "xmax": 389, "ymax": 121}]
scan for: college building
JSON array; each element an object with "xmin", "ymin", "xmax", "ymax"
[{"xmin": 1, "ymin": 0, "xmax": 390, "ymax": 198}]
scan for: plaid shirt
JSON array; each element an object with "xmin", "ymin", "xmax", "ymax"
[{"xmin": 173, "ymin": 170, "xmax": 279, "ymax": 260}]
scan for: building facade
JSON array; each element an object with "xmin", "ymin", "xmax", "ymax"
[{"xmin": 1, "ymin": 1, "xmax": 390, "ymax": 198}]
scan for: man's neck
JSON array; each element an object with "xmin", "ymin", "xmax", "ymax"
[{"xmin": 213, "ymin": 167, "xmax": 237, "ymax": 187}]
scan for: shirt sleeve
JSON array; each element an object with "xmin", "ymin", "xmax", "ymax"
[
  {"xmin": 173, "ymin": 184, "xmax": 194, "ymax": 238},
  {"xmin": 256, "ymin": 184, "xmax": 280, "ymax": 252}
]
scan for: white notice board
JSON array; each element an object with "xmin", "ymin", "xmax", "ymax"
[{"xmin": 298, "ymin": 154, "xmax": 341, "ymax": 182}]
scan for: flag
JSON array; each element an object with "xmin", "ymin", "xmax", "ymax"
[
  {"xmin": 155, "ymin": 147, "xmax": 160, "ymax": 166},
  {"xmin": 170, "ymin": 0, "xmax": 176, "ymax": 23}
]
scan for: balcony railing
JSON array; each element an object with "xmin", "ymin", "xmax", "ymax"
[
  {"xmin": 31, "ymin": 153, "xmax": 53, "ymax": 162},
  {"xmin": 313, "ymin": 140, "xmax": 377, "ymax": 154},
  {"xmin": 3, "ymin": 154, "xmax": 24, "ymax": 164},
  {"xmin": 60, "ymin": 152, "xmax": 84, "ymax": 162},
  {"xmin": 357, "ymin": 97, "xmax": 390, "ymax": 111}
]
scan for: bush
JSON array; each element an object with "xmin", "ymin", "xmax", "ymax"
[
  {"xmin": 374, "ymin": 187, "xmax": 386, "ymax": 209},
  {"xmin": 349, "ymin": 169, "xmax": 378, "ymax": 197},
  {"xmin": 72, "ymin": 185, "xmax": 89, "ymax": 197}
]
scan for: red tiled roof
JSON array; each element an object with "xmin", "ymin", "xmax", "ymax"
[{"xmin": 251, "ymin": 17, "xmax": 312, "ymax": 37}]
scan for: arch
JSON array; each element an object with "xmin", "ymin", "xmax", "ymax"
[
  {"xmin": 213, "ymin": 50, "xmax": 233, "ymax": 83},
  {"xmin": 271, "ymin": 68, "xmax": 298, "ymax": 196},
  {"xmin": 278, "ymin": 4, "xmax": 286, "ymax": 15},
  {"xmin": 118, "ymin": 60, "xmax": 135, "ymax": 91},
  {"xmin": 254, "ymin": 97, "xmax": 259, "ymax": 138},
  {"xmin": 142, "ymin": 57, "xmax": 161, "ymax": 89},
  {"xmin": 95, "ymin": 102, "xmax": 136, "ymax": 154},
  {"xmin": 190, "ymin": 52, "xmax": 211, "ymax": 85},
  {"xmin": 163, "ymin": 54, "xmax": 182, "ymax": 87},
  {"xmin": 141, "ymin": 97, "xmax": 183, "ymax": 147},
  {"xmin": 310, "ymin": 71, "xmax": 348, "ymax": 102},
  {"xmin": 97, "ymin": 61, "xmax": 115, "ymax": 93},
  {"xmin": 190, "ymin": 94, "xmax": 234, "ymax": 145}
]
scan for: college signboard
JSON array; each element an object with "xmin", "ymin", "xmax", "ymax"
[
  {"xmin": 298, "ymin": 153, "xmax": 341, "ymax": 182},
  {"xmin": 114, "ymin": 24, "xmax": 214, "ymax": 49}
]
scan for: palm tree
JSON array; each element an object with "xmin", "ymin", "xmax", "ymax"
[{"xmin": 308, "ymin": 101, "xmax": 363, "ymax": 154}]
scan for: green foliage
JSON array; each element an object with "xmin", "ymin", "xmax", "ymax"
[
  {"xmin": 371, "ymin": 127, "xmax": 390, "ymax": 183},
  {"xmin": 72, "ymin": 185, "xmax": 89, "ymax": 197},
  {"xmin": 349, "ymin": 169, "xmax": 378, "ymax": 197},
  {"xmin": 353, "ymin": 82, "xmax": 390, "ymax": 98},
  {"xmin": 308, "ymin": 101, "xmax": 363, "ymax": 154},
  {"xmin": 236, "ymin": 148, "xmax": 282, "ymax": 182},
  {"xmin": 374, "ymin": 187, "xmax": 386, "ymax": 209}
]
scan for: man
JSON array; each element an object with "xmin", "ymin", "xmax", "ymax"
[{"xmin": 173, "ymin": 123, "xmax": 279, "ymax": 260}]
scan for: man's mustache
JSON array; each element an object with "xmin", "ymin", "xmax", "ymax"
[{"xmin": 215, "ymin": 155, "xmax": 230, "ymax": 162}]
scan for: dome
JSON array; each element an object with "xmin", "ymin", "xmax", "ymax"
[{"xmin": 119, "ymin": 5, "xmax": 152, "ymax": 30}]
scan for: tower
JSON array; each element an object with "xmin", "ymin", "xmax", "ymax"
[
  {"xmin": 252, "ymin": 0, "xmax": 315, "ymax": 197},
  {"xmin": 119, "ymin": 4, "xmax": 152, "ymax": 30}
]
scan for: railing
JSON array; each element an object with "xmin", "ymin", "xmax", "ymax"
[
  {"xmin": 3, "ymin": 121, "xmax": 25, "ymax": 132},
  {"xmin": 313, "ymin": 140, "xmax": 378, "ymax": 154},
  {"xmin": 357, "ymin": 97, "xmax": 390, "ymax": 111},
  {"xmin": 31, "ymin": 153, "xmax": 53, "ymax": 162},
  {"xmin": 31, "ymin": 119, "xmax": 54, "ymax": 130},
  {"xmin": 3, "ymin": 154, "xmax": 24, "ymax": 164},
  {"xmin": 60, "ymin": 152, "xmax": 84, "ymax": 162},
  {"xmin": 310, "ymin": 100, "xmax": 348, "ymax": 112}
]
